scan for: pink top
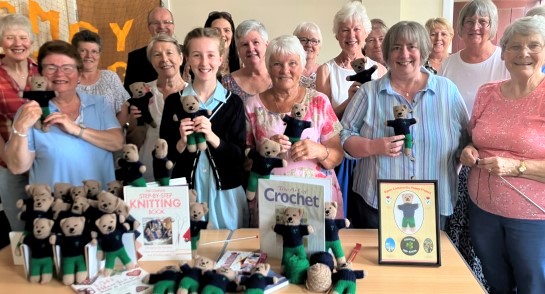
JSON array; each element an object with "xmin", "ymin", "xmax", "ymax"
[
  {"xmin": 468, "ymin": 80, "xmax": 545, "ymax": 219},
  {"xmin": 245, "ymin": 88, "xmax": 345, "ymax": 217}
]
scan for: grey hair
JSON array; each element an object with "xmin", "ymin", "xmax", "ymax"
[
  {"xmin": 235, "ymin": 19, "xmax": 268, "ymax": 44},
  {"xmin": 500, "ymin": 16, "xmax": 545, "ymax": 51},
  {"xmin": 332, "ymin": 1, "xmax": 371, "ymax": 36},
  {"xmin": 370, "ymin": 18, "xmax": 389, "ymax": 35},
  {"xmin": 526, "ymin": 6, "xmax": 545, "ymax": 17},
  {"xmin": 293, "ymin": 22, "xmax": 323, "ymax": 42},
  {"xmin": 265, "ymin": 35, "xmax": 306, "ymax": 69},
  {"xmin": 146, "ymin": 33, "xmax": 182, "ymax": 62},
  {"xmin": 0, "ymin": 14, "xmax": 34, "ymax": 43},
  {"xmin": 382, "ymin": 21, "xmax": 431, "ymax": 66},
  {"xmin": 456, "ymin": 0, "xmax": 498, "ymax": 40}
]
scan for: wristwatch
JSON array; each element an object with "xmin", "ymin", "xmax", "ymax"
[
  {"xmin": 517, "ymin": 160, "xmax": 527, "ymax": 176},
  {"xmin": 77, "ymin": 123, "xmax": 87, "ymax": 138}
]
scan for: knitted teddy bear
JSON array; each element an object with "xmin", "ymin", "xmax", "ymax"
[
  {"xmin": 22, "ymin": 218, "xmax": 55, "ymax": 283},
  {"xmin": 17, "ymin": 184, "xmax": 55, "ymax": 234},
  {"xmin": 92, "ymin": 213, "xmax": 136, "ymax": 276},
  {"xmin": 152, "ymin": 138, "xmax": 174, "ymax": 186},
  {"xmin": 82, "ymin": 179, "xmax": 101, "ymax": 200},
  {"xmin": 385, "ymin": 105, "xmax": 418, "ymax": 159},
  {"xmin": 245, "ymin": 138, "xmax": 287, "ymax": 201},
  {"xmin": 325, "ymin": 201, "xmax": 351, "ymax": 267},
  {"xmin": 173, "ymin": 95, "xmax": 211, "ymax": 153},
  {"xmin": 282, "ymin": 103, "xmax": 311, "ymax": 143},
  {"xmin": 306, "ymin": 251, "xmax": 335, "ymax": 292},
  {"xmin": 189, "ymin": 201, "xmax": 209, "ymax": 257},
  {"xmin": 117, "ymin": 143, "xmax": 147, "ymax": 187},
  {"xmin": 346, "ymin": 58, "xmax": 377, "ymax": 84},
  {"xmin": 23, "ymin": 76, "xmax": 55, "ymax": 132},
  {"xmin": 201, "ymin": 267, "xmax": 240, "ymax": 293},
  {"xmin": 331, "ymin": 262, "xmax": 367, "ymax": 294},
  {"xmin": 177, "ymin": 255, "xmax": 216, "ymax": 294},
  {"xmin": 106, "ymin": 180, "xmax": 124, "ymax": 199},
  {"xmin": 127, "ymin": 82, "xmax": 156, "ymax": 127},
  {"xmin": 53, "ymin": 182, "xmax": 73, "ymax": 204},
  {"xmin": 239, "ymin": 263, "xmax": 278, "ymax": 294},
  {"xmin": 142, "ymin": 265, "xmax": 183, "ymax": 294},
  {"xmin": 49, "ymin": 216, "xmax": 91, "ymax": 285}
]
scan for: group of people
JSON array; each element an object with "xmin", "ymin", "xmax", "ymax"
[{"xmin": 1, "ymin": 0, "xmax": 545, "ymax": 292}]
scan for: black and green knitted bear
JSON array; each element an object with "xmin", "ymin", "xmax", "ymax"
[
  {"xmin": 23, "ymin": 76, "xmax": 55, "ymax": 132},
  {"xmin": 189, "ymin": 201, "xmax": 209, "ymax": 257},
  {"xmin": 178, "ymin": 256, "xmax": 216, "ymax": 294},
  {"xmin": 152, "ymin": 138, "xmax": 173, "ymax": 186},
  {"xmin": 127, "ymin": 82, "xmax": 156, "ymax": 127},
  {"xmin": 117, "ymin": 143, "xmax": 147, "ymax": 187},
  {"xmin": 142, "ymin": 265, "xmax": 183, "ymax": 294},
  {"xmin": 282, "ymin": 103, "xmax": 311, "ymax": 143},
  {"xmin": 22, "ymin": 218, "xmax": 55, "ymax": 284},
  {"xmin": 331, "ymin": 262, "xmax": 367, "ymax": 294},
  {"xmin": 385, "ymin": 105, "xmax": 418, "ymax": 159},
  {"xmin": 201, "ymin": 267, "xmax": 240, "ymax": 293},
  {"xmin": 346, "ymin": 58, "xmax": 377, "ymax": 84},
  {"xmin": 239, "ymin": 262, "xmax": 278, "ymax": 294},
  {"xmin": 174, "ymin": 95, "xmax": 211, "ymax": 153},
  {"xmin": 325, "ymin": 201, "xmax": 351, "ymax": 268},
  {"xmin": 245, "ymin": 138, "xmax": 287, "ymax": 201}
]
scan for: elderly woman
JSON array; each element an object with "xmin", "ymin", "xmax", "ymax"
[
  {"xmin": 4, "ymin": 40, "xmax": 123, "ymax": 188},
  {"xmin": 222, "ymin": 19, "xmax": 271, "ymax": 102},
  {"xmin": 204, "ymin": 11, "xmax": 240, "ymax": 77},
  {"xmin": 460, "ymin": 16, "xmax": 545, "ymax": 293},
  {"xmin": 71, "ymin": 30, "xmax": 130, "ymax": 124},
  {"xmin": 245, "ymin": 35, "xmax": 344, "ymax": 227},
  {"xmin": 0, "ymin": 14, "xmax": 39, "ymax": 231},
  {"xmin": 341, "ymin": 21, "xmax": 468, "ymax": 229},
  {"xmin": 127, "ymin": 34, "xmax": 187, "ymax": 182},
  {"xmin": 364, "ymin": 18, "xmax": 388, "ymax": 66},
  {"xmin": 316, "ymin": 1, "xmax": 386, "ymax": 119},
  {"xmin": 293, "ymin": 22, "xmax": 322, "ymax": 89},
  {"xmin": 440, "ymin": 0, "xmax": 509, "ymax": 115},
  {"xmin": 424, "ymin": 17, "xmax": 454, "ymax": 73}
]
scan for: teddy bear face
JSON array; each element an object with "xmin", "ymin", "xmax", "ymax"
[
  {"xmin": 217, "ymin": 267, "xmax": 236, "ymax": 280},
  {"xmin": 190, "ymin": 202, "xmax": 208, "ymax": 221},
  {"xmin": 122, "ymin": 144, "xmax": 140, "ymax": 162},
  {"xmin": 154, "ymin": 138, "xmax": 169, "ymax": 158},
  {"xmin": 258, "ymin": 138, "xmax": 282, "ymax": 158},
  {"xmin": 53, "ymin": 183, "xmax": 73, "ymax": 199},
  {"xmin": 253, "ymin": 263, "xmax": 270, "ymax": 275},
  {"xmin": 30, "ymin": 76, "xmax": 48, "ymax": 91},
  {"xmin": 291, "ymin": 103, "xmax": 307, "ymax": 120},
  {"xmin": 393, "ymin": 105, "xmax": 410, "ymax": 119},
  {"xmin": 32, "ymin": 192, "xmax": 54, "ymax": 212},
  {"xmin": 350, "ymin": 58, "xmax": 366, "ymax": 73},
  {"xmin": 324, "ymin": 201, "xmax": 338, "ymax": 220},
  {"xmin": 71, "ymin": 196, "xmax": 89, "ymax": 214},
  {"xmin": 97, "ymin": 191, "xmax": 121, "ymax": 213},
  {"xmin": 106, "ymin": 180, "xmax": 123, "ymax": 197},
  {"xmin": 181, "ymin": 95, "xmax": 200, "ymax": 113},
  {"xmin": 129, "ymin": 82, "xmax": 148, "ymax": 98},
  {"xmin": 83, "ymin": 180, "xmax": 101, "ymax": 197},
  {"xmin": 283, "ymin": 207, "xmax": 303, "ymax": 225},
  {"xmin": 194, "ymin": 256, "xmax": 216, "ymax": 270},
  {"xmin": 33, "ymin": 218, "xmax": 54, "ymax": 239},
  {"xmin": 71, "ymin": 186, "xmax": 88, "ymax": 199},
  {"xmin": 95, "ymin": 213, "xmax": 117, "ymax": 235},
  {"xmin": 60, "ymin": 216, "xmax": 85, "ymax": 237},
  {"xmin": 402, "ymin": 193, "xmax": 414, "ymax": 204}
]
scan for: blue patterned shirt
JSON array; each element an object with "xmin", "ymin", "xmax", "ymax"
[{"xmin": 340, "ymin": 67, "xmax": 469, "ymax": 216}]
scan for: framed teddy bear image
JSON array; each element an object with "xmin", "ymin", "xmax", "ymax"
[{"xmin": 377, "ymin": 180, "xmax": 441, "ymax": 266}]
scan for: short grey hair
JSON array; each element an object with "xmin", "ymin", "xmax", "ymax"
[
  {"xmin": 382, "ymin": 21, "xmax": 431, "ymax": 66},
  {"xmin": 526, "ymin": 6, "xmax": 545, "ymax": 17},
  {"xmin": 457, "ymin": 0, "xmax": 498, "ymax": 40},
  {"xmin": 332, "ymin": 1, "xmax": 371, "ymax": 36},
  {"xmin": 293, "ymin": 22, "xmax": 322, "ymax": 42},
  {"xmin": 146, "ymin": 33, "xmax": 182, "ymax": 62},
  {"xmin": 235, "ymin": 19, "xmax": 268, "ymax": 44},
  {"xmin": 265, "ymin": 35, "xmax": 306, "ymax": 70},
  {"xmin": 500, "ymin": 16, "xmax": 545, "ymax": 52},
  {"xmin": 0, "ymin": 14, "xmax": 34, "ymax": 43}
]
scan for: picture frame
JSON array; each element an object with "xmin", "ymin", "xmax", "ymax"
[{"xmin": 377, "ymin": 179, "xmax": 441, "ymax": 266}]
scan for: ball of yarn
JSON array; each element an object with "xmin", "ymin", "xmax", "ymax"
[
  {"xmin": 309, "ymin": 251, "xmax": 335, "ymax": 271},
  {"xmin": 306, "ymin": 263, "xmax": 332, "ymax": 292}
]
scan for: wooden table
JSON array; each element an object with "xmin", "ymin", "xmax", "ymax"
[{"xmin": 0, "ymin": 229, "xmax": 485, "ymax": 293}]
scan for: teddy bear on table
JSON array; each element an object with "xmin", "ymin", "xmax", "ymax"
[
  {"xmin": 346, "ymin": 58, "xmax": 377, "ymax": 85},
  {"xmin": 189, "ymin": 201, "xmax": 209, "ymax": 257},
  {"xmin": 331, "ymin": 262, "xmax": 367, "ymax": 294},
  {"xmin": 177, "ymin": 255, "xmax": 216, "ymax": 294},
  {"xmin": 23, "ymin": 76, "xmax": 55, "ymax": 132},
  {"xmin": 173, "ymin": 95, "xmax": 211, "ymax": 153},
  {"xmin": 22, "ymin": 218, "xmax": 55, "ymax": 284},
  {"xmin": 117, "ymin": 143, "xmax": 147, "ymax": 187},
  {"xmin": 127, "ymin": 82, "xmax": 156, "ymax": 128},
  {"xmin": 385, "ymin": 105, "xmax": 417, "ymax": 159},
  {"xmin": 325, "ymin": 201, "xmax": 351, "ymax": 268},
  {"xmin": 201, "ymin": 267, "xmax": 240, "ymax": 293},
  {"xmin": 239, "ymin": 262, "xmax": 278, "ymax": 293},
  {"xmin": 152, "ymin": 138, "xmax": 174, "ymax": 186},
  {"xmin": 245, "ymin": 138, "xmax": 287, "ymax": 201},
  {"xmin": 142, "ymin": 265, "xmax": 183, "ymax": 294},
  {"xmin": 282, "ymin": 103, "xmax": 311, "ymax": 143}
]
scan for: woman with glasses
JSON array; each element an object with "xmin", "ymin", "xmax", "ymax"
[
  {"xmin": 293, "ymin": 22, "xmax": 322, "ymax": 89},
  {"xmin": 439, "ymin": 0, "xmax": 509, "ymax": 115},
  {"xmin": 4, "ymin": 40, "xmax": 123, "ymax": 188},
  {"xmin": 71, "ymin": 30, "xmax": 130, "ymax": 125},
  {"xmin": 424, "ymin": 17, "xmax": 453, "ymax": 73},
  {"xmin": 363, "ymin": 18, "xmax": 388, "ymax": 66},
  {"xmin": 204, "ymin": 11, "xmax": 240, "ymax": 78},
  {"xmin": 460, "ymin": 16, "xmax": 545, "ymax": 293}
]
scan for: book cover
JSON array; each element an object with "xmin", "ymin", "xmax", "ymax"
[
  {"xmin": 71, "ymin": 267, "xmax": 151, "ymax": 294},
  {"xmin": 258, "ymin": 176, "xmax": 331, "ymax": 260},
  {"xmin": 124, "ymin": 184, "xmax": 192, "ymax": 261}
]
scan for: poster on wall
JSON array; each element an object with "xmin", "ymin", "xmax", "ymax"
[{"xmin": 377, "ymin": 179, "xmax": 441, "ymax": 266}]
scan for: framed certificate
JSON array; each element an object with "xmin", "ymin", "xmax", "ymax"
[{"xmin": 377, "ymin": 180, "xmax": 441, "ymax": 266}]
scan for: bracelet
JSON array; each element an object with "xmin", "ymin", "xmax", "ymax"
[
  {"xmin": 12, "ymin": 127, "xmax": 28, "ymax": 137},
  {"xmin": 77, "ymin": 125, "xmax": 85, "ymax": 138},
  {"xmin": 320, "ymin": 147, "xmax": 330, "ymax": 161}
]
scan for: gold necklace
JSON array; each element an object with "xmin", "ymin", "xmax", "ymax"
[{"xmin": 391, "ymin": 82, "xmax": 412, "ymax": 98}]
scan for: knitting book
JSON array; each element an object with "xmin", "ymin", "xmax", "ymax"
[
  {"xmin": 215, "ymin": 250, "xmax": 289, "ymax": 293},
  {"xmin": 258, "ymin": 176, "xmax": 331, "ymax": 260},
  {"xmin": 71, "ymin": 267, "xmax": 151, "ymax": 294},
  {"xmin": 124, "ymin": 180, "xmax": 192, "ymax": 261}
]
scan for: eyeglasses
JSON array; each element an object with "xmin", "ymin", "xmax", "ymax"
[
  {"xmin": 208, "ymin": 11, "xmax": 232, "ymax": 18},
  {"xmin": 42, "ymin": 64, "xmax": 78, "ymax": 74},
  {"xmin": 462, "ymin": 18, "xmax": 490, "ymax": 29},
  {"xmin": 506, "ymin": 43, "xmax": 544, "ymax": 54},
  {"xmin": 149, "ymin": 20, "xmax": 174, "ymax": 26},
  {"xmin": 298, "ymin": 38, "xmax": 320, "ymax": 46},
  {"xmin": 366, "ymin": 37, "xmax": 384, "ymax": 45},
  {"xmin": 78, "ymin": 49, "xmax": 100, "ymax": 56}
]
